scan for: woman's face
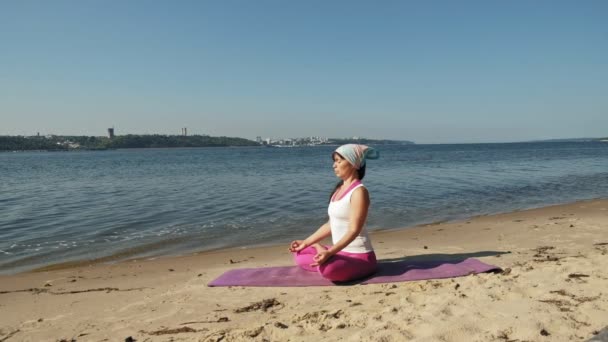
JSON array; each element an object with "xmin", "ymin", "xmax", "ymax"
[{"xmin": 332, "ymin": 153, "xmax": 357, "ymax": 180}]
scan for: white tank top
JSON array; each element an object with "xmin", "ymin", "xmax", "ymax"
[{"xmin": 327, "ymin": 183, "xmax": 374, "ymax": 253}]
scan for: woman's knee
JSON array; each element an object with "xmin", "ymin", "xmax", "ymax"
[
  {"xmin": 293, "ymin": 250, "xmax": 317, "ymax": 272},
  {"xmin": 319, "ymin": 259, "xmax": 376, "ymax": 282}
]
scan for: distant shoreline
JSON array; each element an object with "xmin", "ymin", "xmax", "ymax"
[
  {"xmin": 0, "ymin": 134, "xmax": 415, "ymax": 152},
  {"xmin": 3, "ymin": 139, "xmax": 608, "ymax": 153},
  {"xmin": 3, "ymin": 135, "xmax": 607, "ymax": 152},
  {"xmin": 0, "ymin": 134, "xmax": 260, "ymax": 152}
]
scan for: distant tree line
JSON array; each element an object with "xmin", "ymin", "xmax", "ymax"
[
  {"xmin": 0, "ymin": 136, "xmax": 67, "ymax": 151},
  {"xmin": 0, "ymin": 134, "xmax": 260, "ymax": 151},
  {"xmin": 103, "ymin": 135, "xmax": 259, "ymax": 148}
]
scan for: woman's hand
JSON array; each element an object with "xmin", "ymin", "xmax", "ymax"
[
  {"xmin": 289, "ymin": 240, "xmax": 308, "ymax": 253},
  {"xmin": 311, "ymin": 250, "xmax": 333, "ymax": 267}
]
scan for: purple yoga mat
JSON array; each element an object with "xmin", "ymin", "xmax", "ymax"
[{"xmin": 208, "ymin": 258, "xmax": 501, "ymax": 287}]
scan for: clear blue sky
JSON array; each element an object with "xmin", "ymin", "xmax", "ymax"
[{"xmin": 1, "ymin": 0, "xmax": 606, "ymax": 143}]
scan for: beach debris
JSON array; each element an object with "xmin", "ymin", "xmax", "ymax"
[
  {"xmin": 229, "ymin": 258, "xmax": 248, "ymax": 264},
  {"xmin": 143, "ymin": 326, "xmax": 198, "ymax": 335},
  {"xmin": 539, "ymin": 299, "xmax": 572, "ymax": 312},
  {"xmin": 550, "ymin": 289, "xmax": 573, "ymax": 298},
  {"xmin": 336, "ymin": 323, "xmax": 347, "ymax": 329},
  {"xmin": 496, "ymin": 328, "xmax": 515, "ymax": 341},
  {"xmin": 274, "ymin": 322, "xmax": 288, "ymax": 329},
  {"xmin": 547, "ymin": 290, "xmax": 600, "ymax": 305},
  {"xmin": 180, "ymin": 317, "xmax": 230, "ymax": 325},
  {"xmin": 532, "ymin": 246, "xmax": 562, "ymax": 262},
  {"xmin": 534, "ymin": 255, "xmax": 561, "ymax": 262},
  {"xmin": 533, "ymin": 246, "xmax": 555, "ymax": 255},
  {"xmin": 424, "ymin": 246, "xmax": 428, "ymax": 249},
  {"xmin": 540, "ymin": 328, "xmax": 550, "ymax": 336},
  {"xmin": 124, "ymin": 337, "xmax": 136, "ymax": 342},
  {"xmin": 294, "ymin": 310, "xmax": 327, "ymax": 323},
  {"xmin": 244, "ymin": 326, "xmax": 264, "ymax": 338},
  {"xmin": 568, "ymin": 273, "xmax": 590, "ymax": 279},
  {"xmin": 48, "ymin": 287, "xmax": 147, "ymax": 295},
  {"xmin": 574, "ymin": 295, "xmax": 601, "ymax": 305},
  {"xmin": 500, "ymin": 268, "xmax": 512, "ymax": 276},
  {"xmin": 567, "ymin": 315, "xmax": 591, "ymax": 328},
  {"xmin": 168, "ymin": 268, "xmax": 174, "ymax": 272},
  {"xmin": 454, "ymin": 283, "xmax": 460, "ymax": 290},
  {"xmin": 201, "ymin": 330, "xmax": 227, "ymax": 342},
  {"xmin": 0, "ymin": 288, "xmax": 50, "ymax": 295},
  {"xmin": 58, "ymin": 287, "xmax": 119, "ymax": 294},
  {"xmin": 0, "ymin": 329, "xmax": 20, "ymax": 342},
  {"xmin": 549, "ymin": 216, "xmax": 565, "ymax": 220},
  {"xmin": 318, "ymin": 324, "xmax": 331, "ymax": 331},
  {"xmin": 44, "ymin": 282, "xmax": 53, "ymax": 287},
  {"xmin": 293, "ymin": 310, "xmax": 343, "ymax": 324},
  {"xmin": 594, "ymin": 242, "xmax": 608, "ymax": 246},
  {"xmin": 327, "ymin": 310, "xmax": 344, "ymax": 319},
  {"xmin": 570, "ymin": 224, "xmax": 575, "ymax": 227},
  {"xmin": 430, "ymin": 281, "xmax": 445, "ymax": 289},
  {"xmin": 234, "ymin": 298, "xmax": 281, "ymax": 313}
]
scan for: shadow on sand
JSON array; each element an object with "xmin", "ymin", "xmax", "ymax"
[
  {"xmin": 380, "ymin": 250, "xmax": 510, "ymax": 264},
  {"xmin": 335, "ymin": 250, "xmax": 509, "ymax": 285}
]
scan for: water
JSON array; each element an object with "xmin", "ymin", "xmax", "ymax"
[{"xmin": 1, "ymin": 142, "xmax": 607, "ymax": 274}]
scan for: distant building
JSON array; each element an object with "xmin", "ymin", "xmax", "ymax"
[
  {"xmin": 181, "ymin": 127, "xmax": 188, "ymax": 136},
  {"xmin": 108, "ymin": 127, "xmax": 115, "ymax": 139}
]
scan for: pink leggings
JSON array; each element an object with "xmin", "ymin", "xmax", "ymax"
[{"xmin": 293, "ymin": 246, "xmax": 377, "ymax": 282}]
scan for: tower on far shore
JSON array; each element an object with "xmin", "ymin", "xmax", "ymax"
[
  {"xmin": 108, "ymin": 127, "xmax": 115, "ymax": 139},
  {"xmin": 181, "ymin": 127, "xmax": 188, "ymax": 136}
]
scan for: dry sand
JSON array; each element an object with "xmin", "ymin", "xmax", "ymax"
[{"xmin": 1, "ymin": 199, "xmax": 607, "ymax": 342}]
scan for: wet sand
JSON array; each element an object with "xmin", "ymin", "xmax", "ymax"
[{"xmin": 1, "ymin": 199, "xmax": 607, "ymax": 341}]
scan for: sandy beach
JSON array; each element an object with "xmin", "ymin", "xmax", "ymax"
[{"xmin": 1, "ymin": 199, "xmax": 606, "ymax": 342}]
